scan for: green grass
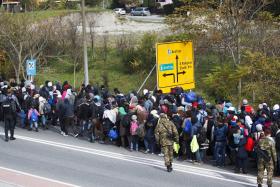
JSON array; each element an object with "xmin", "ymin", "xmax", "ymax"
[{"xmin": 35, "ymin": 49, "xmax": 156, "ymax": 93}]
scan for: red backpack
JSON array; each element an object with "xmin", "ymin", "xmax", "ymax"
[{"xmin": 245, "ymin": 137, "xmax": 255, "ymax": 152}]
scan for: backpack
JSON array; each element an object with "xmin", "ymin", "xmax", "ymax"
[
  {"xmin": 183, "ymin": 119, "xmax": 192, "ymax": 134},
  {"xmin": 121, "ymin": 113, "xmax": 132, "ymax": 127},
  {"xmin": 197, "ymin": 127, "xmax": 207, "ymax": 145},
  {"xmin": 136, "ymin": 123, "xmax": 145, "ymax": 138},
  {"xmin": 2, "ymin": 99, "xmax": 17, "ymax": 116},
  {"xmin": 43, "ymin": 102, "xmax": 52, "ymax": 114},
  {"xmin": 245, "ymin": 137, "xmax": 255, "ymax": 152},
  {"xmin": 184, "ymin": 91, "xmax": 196, "ymax": 103},
  {"xmin": 108, "ymin": 128, "xmax": 118, "ymax": 140},
  {"xmin": 31, "ymin": 110, "xmax": 38, "ymax": 122},
  {"xmin": 130, "ymin": 121, "xmax": 138, "ymax": 136}
]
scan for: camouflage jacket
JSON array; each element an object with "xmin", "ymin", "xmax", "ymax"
[
  {"xmin": 155, "ymin": 117, "xmax": 179, "ymax": 147},
  {"xmin": 258, "ymin": 136, "xmax": 277, "ymax": 163}
]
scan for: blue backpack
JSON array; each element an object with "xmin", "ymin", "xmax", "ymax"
[
  {"xmin": 31, "ymin": 110, "xmax": 38, "ymax": 122},
  {"xmin": 108, "ymin": 128, "xmax": 118, "ymax": 140},
  {"xmin": 184, "ymin": 91, "xmax": 197, "ymax": 103},
  {"xmin": 183, "ymin": 119, "xmax": 192, "ymax": 134}
]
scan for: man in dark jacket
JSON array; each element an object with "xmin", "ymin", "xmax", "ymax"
[
  {"xmin": 76, "ymin": 95, "xmax": 92, "ymax": 140},
  {"xmin": 214, "ymin": 116, "xmax": 228, "ymax": 167},
  {"xmin": 61, "ymin": 98, "xmax": 74, "ymax": 136},
  {"xmin": 235, "ymin": 132, "xmax": 248, "ymax": 174},
  {"xmin": 1, "ymin": 89, "xmax": 19, "ymax": 141}
]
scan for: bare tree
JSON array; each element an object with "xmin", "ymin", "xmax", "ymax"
[
  {"xmin": 86, "ymin": 13, "xmax": 98, "ymax": 60},
  {"xmin": 0, "ymin": 13, "xmax": 52, "ymax": 83}
]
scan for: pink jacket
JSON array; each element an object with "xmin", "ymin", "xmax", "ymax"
[
  {"xmin": 28, "ymin": 109, "xmax": 40, "ymax": 120},
  {"xmin": 130, "ymin": 121, "xmax": 138, "ymax": 136}
]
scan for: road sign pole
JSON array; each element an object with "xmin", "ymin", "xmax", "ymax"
[
  {"xmin": 82, "ymin": 0, "xmax": 89, "ymax": 86},
  {"xmin": 137, "ymin": 64, "xmax": 156, "ymax": 94}
]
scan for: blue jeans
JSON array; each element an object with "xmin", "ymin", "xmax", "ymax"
[
  {"xmin": 144, "ymin": 137, "xmax": 156, "ymax": 153},
  {"xmin": 30, "ymin": 120, "xmax": 38, "ymax": 129},
  {"xmin": 41, "ymin": 115, "xmax": 46, "ymax": 127},
  {"xmin": 214, "ymin": 141, "xmax": 226, "ymax": 166},
  {"xmin": 195, "ymin": 150, "xmax": 202, "ymax": 162}
]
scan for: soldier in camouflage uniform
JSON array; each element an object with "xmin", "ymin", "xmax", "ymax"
[
  {"xmin": 257, "ymin": 128, "xmax": 277, "ymax": 187},
  {"xmin": 155, "ymin": 113, "xmax": 179, "ymax": 172}
]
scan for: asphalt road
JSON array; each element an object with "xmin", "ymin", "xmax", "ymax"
[{"xmin": 0, "ymin": 123, "xmax": 279, "ymax": 187}]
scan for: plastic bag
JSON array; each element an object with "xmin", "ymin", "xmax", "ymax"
[{"xmin": 191, "ymin": 135, "xmax": 199, "ymax": 153}]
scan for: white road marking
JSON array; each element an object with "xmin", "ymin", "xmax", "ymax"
[
  {"xmin": 0, "ymin": 166, "xmax": 80, "ymax": 187},
  {"xmin": 1, "ymin": 134, "xmax": 273, "ymax": 186}
]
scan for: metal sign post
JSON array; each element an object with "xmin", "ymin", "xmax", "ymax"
[{"xmin": 137, "ymin": 64, "xmax": 156, "ymax": 94}]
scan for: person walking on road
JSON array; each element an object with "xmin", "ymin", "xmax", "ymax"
[
  {"xmin": 1, "ymin": 89, "xmax": 18, "ymax": 141},
  {"xmin": 257, "ymin": 128, "xmax": 277, "ymax": 187},
  {"xmin": 155, "ymin": 113, "xmax": 179, "ymax": 172}
]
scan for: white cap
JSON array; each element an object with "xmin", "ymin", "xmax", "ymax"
[
  {"xmin": 258, "ymin": 104, "xmax": 263, "ymax": 110},
  {"xmin": 273, "ymin": 104, "xmax": 279, "ymax": 111},
  {"xmin": 256, "ymin": 124, "xmax": 263, "ymax": 132},
  {"xmin": 48, "ymin": 82, "xmax": 53, "ymax": 87},
  {"xmin": 143, "ymin": 89, "xmax": 148, "ymax": 95},
  {"xmin": 242, "ymin": 99, "xmax": 248, "ymax": 105},
  {"xmin": 131, "ymin": 115, "xmax": 137, "ymax": 120}
]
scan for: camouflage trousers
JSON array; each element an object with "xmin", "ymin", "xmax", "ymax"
[
  {"xmin": 162, "ymin": 145, "xmax": 173, "ymax": 167},
  {"xmin": 257, "ymin": 159, "xmax": 274, "ymax": 186}
]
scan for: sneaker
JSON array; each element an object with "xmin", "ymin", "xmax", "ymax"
[
  {"xmin": 63, "ymin": 133, "xmax": 68, "ymax": 137},
  {"xmin": 5, "ymin": 138, "xmax": 8, "ymax": 142},
  {"xmin": 144, "ymin": 149, "xmax": 150, "ymax": 154},
  {"xmin": 10, "ymin": 137, "xmax": 16, "ymax": 140},
  {"xmin": 74, "ymin": 133, "xmax": 79, "ymax": 138},
  {"xmin": 158, "ymin": 153, "xmax": 164, "ymax": 157},
  {"xmin": 35, "ymin": 128, "xmax": 39, "ymax": 132}
]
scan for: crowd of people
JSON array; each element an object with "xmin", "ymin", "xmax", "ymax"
[{"xmin": 0, "ymin": 78, "xmax": 280, "ymax": 187}]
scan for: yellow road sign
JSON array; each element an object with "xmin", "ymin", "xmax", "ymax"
[{"xmin": 156, "ymin": 41, "xmax": 195, "ymax": 93}]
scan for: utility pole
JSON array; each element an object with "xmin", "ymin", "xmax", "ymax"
[{"xmin": 81, "ymin": 0, "xmax": 89, "ymax": 85}]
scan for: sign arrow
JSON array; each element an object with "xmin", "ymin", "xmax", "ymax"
[
  {"xmin": 176, "ymin": 55, "xmax": 186, "ymax": 82},
  {"xmin": 177, "ymin": 70, "xmax": 186, "ymax": 75},
  {"xmin": 163, "ymin": 73, "xmax": 175, "ymax": 83}
]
